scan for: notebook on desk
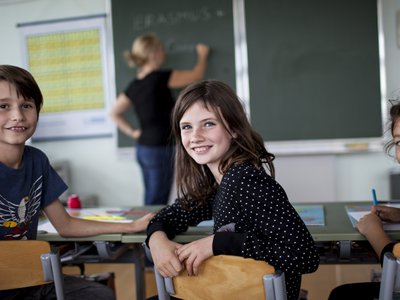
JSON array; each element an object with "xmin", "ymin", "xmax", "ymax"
[
  {"xmin": 294, "ymin": 204, "xmax": 325, "ymax": 226},
  {"xmin": 345, "ymin": 204, "xmax": 400, "ymax": 230}
]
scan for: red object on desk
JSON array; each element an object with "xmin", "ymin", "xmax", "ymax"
[{"xmin": 67, "ymin": 194, "xmax": 82, "ymax": 209}]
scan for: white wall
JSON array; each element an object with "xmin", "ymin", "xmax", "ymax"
[
  {"xmin": 0, "ymin": 0, "xmax": 399, "ymax": 206},
  {"xmin": 0, "ymin": 0, "xmax": 143, "ymax": 207}
]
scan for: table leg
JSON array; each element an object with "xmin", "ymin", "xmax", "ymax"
[
  {"xmin": 131, "ymin": 244, "xmax": 146, "ymax": 300},
  {"xmin": 338, "ymin": 240, "xmax": 351, "ymax": 260}
]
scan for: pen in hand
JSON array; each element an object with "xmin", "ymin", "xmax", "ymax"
[{"xmin": 372, "ymin": 188, "xmax": 378, "ymax": 206}]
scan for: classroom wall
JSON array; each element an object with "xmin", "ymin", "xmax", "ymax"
[
  {"xmin": 0, "ymin": 0, "xmax": 399, "ymax": 206},
  {"xmin": 0, "ymin": 0, "xmax": 142, "ymax": 206}
]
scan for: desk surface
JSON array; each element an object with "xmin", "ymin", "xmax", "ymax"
[
  {"xmin": 37, "ymin": 201, "xmax": 396, "ymax": 300},
  {"xmin": 37, "ymin": 202, "xmax": 400, "ymax": 243},
  {"xmin": 121, "ymin": 202, "xmax": 400, "ymax": 243}
]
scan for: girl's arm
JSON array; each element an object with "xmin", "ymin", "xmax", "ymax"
[
  {"xmin": 43, "ymin": 199, "xmax": 154, "ymax": 237},
  {"xmin": 168, "ymin": 44, "xmax": 209, "ymax": 89},
  {"xmin": 146, "ymin": 198, "xmax": 213, "ymax": 242},
  {"xmin": 109, "ymin": 93, "xmax": 141, "ymax": 139},
  {"xmin": 356, "ymin": 212, "xmax": 391, "ymax": 258},
  {"xmin": 146, "ymin": 199, "xmax": 213, "ymax": 277},
  {"xmin": 148, "ymin": 231, "xmax": 184, "ymax": 277},
  {"xmin": 214, "ymin": 168, "xmax": 319, "ymax": 276}
]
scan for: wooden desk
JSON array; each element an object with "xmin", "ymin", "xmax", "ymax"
[
  {"xmin": 37, "ymin": 206, "xmax": 162, "ymax": 300},
  {"xmin": 121, "ymin": 202, "xmax": 400, "ymax": 258},
  {"xmin": 37, "ymin": 202, "xmax": 400, "ymax": 299}
]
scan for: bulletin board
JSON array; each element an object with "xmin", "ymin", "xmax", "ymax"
[{"xmin": 18, "ymin": 14, "xmax": 113, "ymax": 141}]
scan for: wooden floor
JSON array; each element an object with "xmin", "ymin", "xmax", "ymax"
[{"xmin": 64, "ymin": 263, "xmax": 381, "ymax": 300}]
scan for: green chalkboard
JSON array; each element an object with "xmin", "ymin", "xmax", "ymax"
[
  {"xmin": 111, "ymin": 0, "xmax": 236, "ymax": 148},
  {"xmin": 245, "ymin": 0, "xmax": 382, "ymax": 141}
]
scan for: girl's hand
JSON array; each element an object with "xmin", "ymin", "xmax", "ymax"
[
  {"xmin": 372, "ymin": 205, "xmax": 400, "ymax": 223},
  {"xmin": 149, "ymin": 231, "xmax": 183, "ymax": 278},
  {"xmin": 176, "ymin": 235, "xmax": 214, "ymax": 276}
]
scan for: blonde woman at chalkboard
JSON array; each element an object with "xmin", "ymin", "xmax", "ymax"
[{"xmin": 109, "ymin": 33, "xmax": 209, "ymax": 206}]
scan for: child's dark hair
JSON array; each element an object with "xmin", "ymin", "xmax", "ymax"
[
  {"xmin": 0, "ymin": 65, "xmax": 43, "ymax": 114},
  {"xmin": 384, "ymin": 101, "xmax": 400, "ymax": 155},
  {"xmin": 172, "ymin": 79, "xmax": 275, "ymax": 207}
]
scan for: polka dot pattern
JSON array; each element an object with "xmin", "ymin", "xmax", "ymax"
[{"xmin": 148, "ymin": 162, "xmax": 320, "ymax": 300}]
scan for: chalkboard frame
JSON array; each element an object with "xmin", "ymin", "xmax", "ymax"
[
  {"xmin": 108, "ymin": 0, "xmax": 387, "ymax": 157},
  {"xmin": 244, "ymin": 0, "xmax": 386, "ymax": 155}
]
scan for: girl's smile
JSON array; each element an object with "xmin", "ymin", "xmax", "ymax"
[{"xmin": 180, "ymin": 101, "xmax": 233, "ymax": 181}]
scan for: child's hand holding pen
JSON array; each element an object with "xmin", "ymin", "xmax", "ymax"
[
  {"xmin": 371, "ymin": 188, "xmax": 400, "ymax": 223},
  {"xmin": 356, "ymin": 212, "xmax": 384, "ymax": 236},
  {"xmin": 371, "ymin": 205, "xmax": 400, "ymax": 223}
]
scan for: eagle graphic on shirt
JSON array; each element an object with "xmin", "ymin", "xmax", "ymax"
[{"xmin": 0, "ymin": 176, "xmax": 42, "ymax": 240}]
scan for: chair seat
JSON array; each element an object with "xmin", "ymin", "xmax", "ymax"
[
  {"xmin": 171, "ymin": 255, "xmax": 275, "ymax": 300},
  {"xmin": 0, "ymin": 240, "xmax": 65, "ymax": 300},
  {"xmin": 144, "ymin": 242, "xmax": 288, "ymax": 300}
]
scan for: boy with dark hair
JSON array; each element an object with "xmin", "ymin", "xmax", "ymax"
[{"xmin": 0, "ymin": 64, "xmax": 154, "ymax": 299}]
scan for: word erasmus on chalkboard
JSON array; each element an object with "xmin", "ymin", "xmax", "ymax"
[{"xmin": 131, "ymin": 7, "xmax": 227, "ymax": 31}]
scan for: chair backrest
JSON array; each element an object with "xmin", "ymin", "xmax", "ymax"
[
  {"xmin": 145, "ymin": 245, "xmax": 287, "ymax": 300},
  {"xmin": 0, "ymin": 240, "xmax": 65, "ymax": 300},
  {"xmin": 379, "ymin": 243, "xmax": 400, "ymax": 300}
]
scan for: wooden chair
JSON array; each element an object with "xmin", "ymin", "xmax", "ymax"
[
  {"xmin": 379, "ymin": 243, "xmax": 400, "ymax": 300},
  {"xmin": 145, "ymin": 246, "xmax": 287, "ymax": 300},
  {"xmin": 0, "ymin": 240, "xmax": 65, "ymax": 300}
]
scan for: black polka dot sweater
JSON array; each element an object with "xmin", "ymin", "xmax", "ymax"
[{"xmin": 146, "ymin": 162, "xmax": 320, "ymax": 300}]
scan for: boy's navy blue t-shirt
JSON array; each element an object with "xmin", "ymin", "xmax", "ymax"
[{"xmin": 0, "ymin": 145, "xmax": 67, "ymax": 240}]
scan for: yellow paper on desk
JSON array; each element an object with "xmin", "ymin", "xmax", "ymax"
[
  {"xmin": 83, "ymin": 215, "xmax": 127, "ymax": 221},
  {"xmin": 67, "ymin": 208, "xmax": 131, "ymax": 222}
]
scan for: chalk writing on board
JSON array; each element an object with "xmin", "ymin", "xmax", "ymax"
[
  {"xmin": 131, "ymin": 7, "xmax": 227, "ymax": 31},
  {"xmin": 112, "ymin": 0, "xmax": 236, "ymax": 152},
  {"xmin": 164, "ymin": 42, "xmax": 194, "ymax": 54}
]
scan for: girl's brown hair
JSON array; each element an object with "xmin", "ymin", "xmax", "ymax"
[{"xmin": 172, "ymin": 80, "xmax": 275, "ymax": 208}]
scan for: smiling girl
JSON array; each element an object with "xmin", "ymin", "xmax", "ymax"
[{"xmin": 146, "ymin": 80, "xmax": 319, "ymax": 300}]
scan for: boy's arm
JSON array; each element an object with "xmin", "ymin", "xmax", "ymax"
[{"xmin": 43, "ymin": 199, "xmax": 154, "ymax": 237}]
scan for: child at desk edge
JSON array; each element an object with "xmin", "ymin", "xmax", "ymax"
[
  {"xmin": 0, "ymin": 64, "xmax": 154, "ymax": 299},
  {"xmin": 329, "ymin": 100, "xmax": 400, "ymax": 300}
]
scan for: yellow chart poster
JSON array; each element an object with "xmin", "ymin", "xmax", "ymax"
[{"xmin": 19, "ymin": 15, "xmax": 112, "ymax": 140}]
